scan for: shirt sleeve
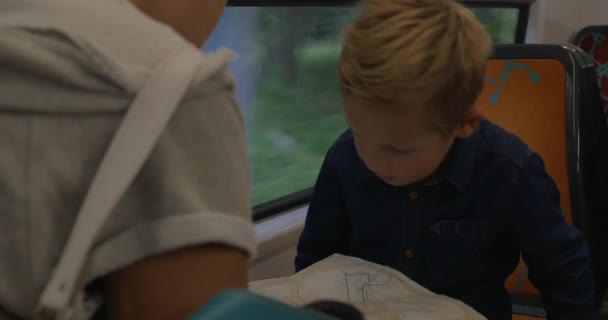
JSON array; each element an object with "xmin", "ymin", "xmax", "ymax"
[
  {"xmin": 295, "ymin": 144, "xmax": 351, "ymax": 272},
  {"xmin": 82, "ymin": 69, "xmax": 256, "ymax": 285},
  {"xmin": 512, "ymin": 153, "xmax": 598, "ymax": 319}
]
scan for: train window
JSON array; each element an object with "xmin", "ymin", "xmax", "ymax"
[
  {"xmin": 203, "ymin": 3, "xmax": 530, "ymax": 220},
  {"xmin": 205, "ymin": 7, "xmax": 355, "ymax": 213},
  {"xmin": 471, "ymin": 7, "xmax": 521, "ymax": 44}
]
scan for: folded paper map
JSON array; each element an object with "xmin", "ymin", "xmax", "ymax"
[{"xmin": 249, "ymin": 254, "xmax": 486, "ymax": 320}]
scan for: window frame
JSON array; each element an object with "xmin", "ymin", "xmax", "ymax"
[
  {"xmin": 226, "ymin": 0, "xmax": 531, "ymax": 44},
  {"xmin": 463, "ymin": 1, "xmax": 532, "ymax": 44},
  {"xmin": 254, "ymin": 189, "xmax": 313, "ymax": 222},
  {"xmin": 221, "ymin": 0, "xmax": 534, "ymax": 221}
]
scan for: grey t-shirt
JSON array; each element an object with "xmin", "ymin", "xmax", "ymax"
[{"xmin": 0, "ymin": 0, "xmax": 256, "ymax": 318}]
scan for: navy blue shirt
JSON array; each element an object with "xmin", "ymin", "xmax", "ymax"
[{"xmin": 295, "ymin": 119, "xmax": 596, "ymax": 320}]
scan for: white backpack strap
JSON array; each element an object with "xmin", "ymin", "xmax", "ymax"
[{"xmin": 35, "ymin": 45, "xmax": 233, "ymax": 320}]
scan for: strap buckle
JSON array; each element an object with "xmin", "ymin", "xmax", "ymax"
[{"xmin": 34, "ymin": 293, "xmax": 101, "ymax": 320}]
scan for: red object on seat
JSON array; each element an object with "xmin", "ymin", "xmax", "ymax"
[{"xmin": 576, "ymin": 27, "xmax": 608, "ymax": 124}]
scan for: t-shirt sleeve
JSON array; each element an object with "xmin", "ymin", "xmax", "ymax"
[{"xmin": 82, "ymin": 69, "xmax": 255, "ymax": 285}]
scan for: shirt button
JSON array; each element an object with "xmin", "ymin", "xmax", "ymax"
[
  {"xmin": 409, "ymin": 191, "xmax": 418, "ymax": 200},
  {"xmin": 404, "ymin": 250, "xmax": 414, "ymax": 258}
]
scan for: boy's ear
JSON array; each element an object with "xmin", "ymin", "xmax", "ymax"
[{"xmin": 454, "ymin": 109, "xmax": 481, "ymax": 139}]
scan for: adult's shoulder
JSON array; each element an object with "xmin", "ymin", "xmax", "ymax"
[{"xmin": 0, "ymin": 0, "xmax": 233, "ymax": 114}]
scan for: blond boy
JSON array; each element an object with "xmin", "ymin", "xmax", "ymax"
[{"xmin": 296, "ymin": 0, "xmax": 597, "ymax": 319}]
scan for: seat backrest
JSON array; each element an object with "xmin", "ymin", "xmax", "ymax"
[
  {"xmin": 477, "ymin": 44, "xmax": 608, "ymax": 303},
  {"xmin": 575, "ymin": 26, "xmax": 608, "ymax": 125}
]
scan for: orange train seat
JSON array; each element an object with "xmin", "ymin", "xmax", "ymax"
[{"xmin": 478, "ymin": 44, "xmax": 608, "ymax": 317}]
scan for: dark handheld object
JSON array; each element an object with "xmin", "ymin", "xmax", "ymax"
[
  {"xmin": 304, "ymin": 301, "xmax": 365, "ymax": 320},
  {"xmin": 190, "ymin": 289, "xmax": 365, "ymax": 319}
]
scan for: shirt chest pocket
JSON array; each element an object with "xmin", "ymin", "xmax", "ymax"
[{"xmin": 423, "ymin": 219, "xmax": 489, "ymax": 271}]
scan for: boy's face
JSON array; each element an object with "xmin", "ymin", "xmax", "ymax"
[{"xmin": 342, "ymin": 93, "xmax": 475, "ymax": 187}]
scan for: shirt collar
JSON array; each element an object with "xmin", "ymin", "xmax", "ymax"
[{"xmin": 424, "ymin": 129, "xmax": 480, "ymax": 191}]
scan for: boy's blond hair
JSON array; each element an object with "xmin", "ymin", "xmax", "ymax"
[{"xmin": 338, "ymin": 0, "xmax": 492, "ymax": 133}]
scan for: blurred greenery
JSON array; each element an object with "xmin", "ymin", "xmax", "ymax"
[
  {"xmin": 211, "ymin": 7, "xmax": 522, "ymax": 205},
  {"xmin": 471, "ymin": 8, "xmax": 519, "ymax": 44},
  {"xmin": 251, "ymin": 41, "xmax": 347, "ymax": 204}
]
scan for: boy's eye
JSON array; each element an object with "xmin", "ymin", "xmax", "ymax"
[{"xmin": 390, "ymin": 146, "xmax": 415, "ymax": 155}]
